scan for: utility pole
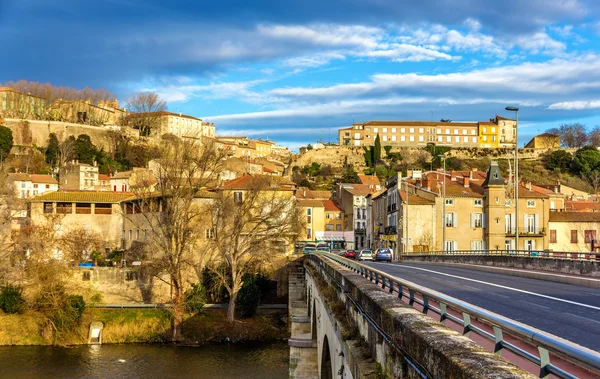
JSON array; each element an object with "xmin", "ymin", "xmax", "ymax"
[
  {"xmin": 506, "ymin": 107, "xmax": 519, "ymax": 251},
  {"xmin": 438, "ymin": 154, "xmax": 446, "ymax": 252}
]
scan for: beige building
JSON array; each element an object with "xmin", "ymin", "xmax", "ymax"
[
  {"xmin": 8, "ymin": 173, "xmax": 58, "ymax": 198},
  {"xmin": 525, "ymin": 133, "xmax": 560, "ymax": 149},
  {"xmin": 339, "ymin": 116, "xmax": 516, "ymax": 149},
  {"xmin": 110, "ymin": 168, "xmax": 157, "ymax": 193},
  {"xmin": 59, "ymin": 161, "xmax": 100, "ymax": 191},
  {"xmin": 548, "ymin": 212, "xmax": 600, "ymax": 253},
  {"xmin": 28, "ymin": 191, "xmax": 134, "ymax": 254},
  {"xmin": 0, "ymin": 87, "xmax": 47, "ymax": 119},
  {"xmin": 48, "ymin": 99, "xmax": 126, "ymax": 126}
]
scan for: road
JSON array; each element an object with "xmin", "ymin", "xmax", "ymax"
[{"xmin": 363, "ymin": 261, "xmax": 600, "ymax": 351}]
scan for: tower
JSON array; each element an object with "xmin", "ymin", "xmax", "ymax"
[{"xmin": 483, "ymin": 161, "xmax": 506, "ymax": 251}]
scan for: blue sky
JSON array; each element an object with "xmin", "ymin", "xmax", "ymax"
[{"xmin": 2, "ymin": 0, "xmax": 600, "ymax": 150}]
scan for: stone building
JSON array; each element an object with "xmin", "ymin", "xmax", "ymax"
[
  {"xmin": 59, "ymin": 161, "xmax": 100, "ymax": 191},
  {"xmin": 0, "ymin": 87, "xmax": 47, "ymax": 119}
]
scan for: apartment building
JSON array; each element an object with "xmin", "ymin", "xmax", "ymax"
[
  {"xmin": 296, "ymin": 198, "xmax": 347, "ymax": 250},
  {"xmin": 8, "ymin": 173, "xmax": 58, "ymax": 198},
  {"xmin": 48, "ymin": 99, "xmax": 126, "ymax": 126},
  {"xmin": 0, "ymin": 87, "xmax": 47, "ymax": 119},
  {"xmin": 59, "ymin": 161, "xmax": 100, "ymax": 191},
  {"xmin": 548, "ymin": 212, "xmax": 600, "ymax": 253},
  {"xmin": 336, "ymin": 183, "xmax": 374, "ymax": 250},
  {"xmin": 338, "ymin": 116, "xmax": 516, "ymax": 149}
]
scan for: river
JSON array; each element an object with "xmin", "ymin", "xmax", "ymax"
[{"xmin": 0, "ymin": 342, "xmax": 289, "ymax": 378}]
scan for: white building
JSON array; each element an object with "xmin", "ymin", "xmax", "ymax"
[{"xmin": 8, "ymin": 173, "xmax": 58, "ymax": 198}]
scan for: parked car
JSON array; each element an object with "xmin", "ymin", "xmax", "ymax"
[
  {"xmin": 303, "ymin": 246, "xmax": 316, "ymax": 254},
  {"xmin": 358, "ymin": 249, "xmax": 373, "ymax": 261},
  {"xmin": 375, "ymin": 248, "xmax": 392, "ymax": 262},
  {"xmin": 344, "ymin": 250, "xmax": 356, "ymax": 259}
]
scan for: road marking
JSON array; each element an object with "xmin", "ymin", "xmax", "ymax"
[{"xmin": 390, "ymin": 264, "xmax": 600, "ymax": 312}]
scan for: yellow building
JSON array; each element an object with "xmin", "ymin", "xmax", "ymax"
[
  {"xmin": 525, "ymin": 133, "xmax": 560, "ymax": 149},
  {"xmin": 548, "ymin": 213, "xmax": 600, "ymax": 254},
  {"xmin": 297, "ymin": 199, "xmax": 325, "ymax": 243},
  {"xmin": 478, "ymin": 121, "xmax": 499, "ymax": 148},
  {"xmin": 0, "ymin": 86, "xmax": 47, "ymax": 119}
]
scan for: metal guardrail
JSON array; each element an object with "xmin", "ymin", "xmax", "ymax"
[
  {"xmin": 404, "ymin": 249, "xmax": 600, "ymax": 261},
  {"xmin": 309, "ymin": 252, "xmax": 600, "ymax": 379}
]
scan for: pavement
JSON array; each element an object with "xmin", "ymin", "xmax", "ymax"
[{"xmin": 362, "ymin": 261, "xmax": 600, "ymax": 351}]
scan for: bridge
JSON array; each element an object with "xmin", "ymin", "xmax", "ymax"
[{"xmin": 288, "ymin": 252, "xmax": 600, "ymax": 379}]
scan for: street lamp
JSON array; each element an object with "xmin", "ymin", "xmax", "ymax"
[
  {"xmin": 505, "ymin": 106, "xmax": 519, "ymax": 252},
  {"xmin": 437, "ymin": 154, "xmax": 446, "ymax": 252}
]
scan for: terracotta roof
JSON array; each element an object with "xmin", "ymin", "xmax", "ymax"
[
  {"xmin": 97, "ymin": 174, "xmax": 110, "ymax": 181},
  {"xmin": 549, "ymin": 212, "xmax": 600, "ymax": 222},
  {"xmin": 399, "ymin": 192, "xmax": 435, "ymax": 205},
  {"xmin": 496, "ymin": 115, "xmax": 515, "ymax": 121},
  {"xmin": 358, "ymin": 174, "xmax": 381, "ymax": 186},
  {"xmin": 295, "ymin": 188, "xmax": 331, "ymax": 200},
  {"xmin": 30, "ymin": 191, "xmax": 134, "ymax": 203},
  {"xmin": 8, "ymin": 173, "xmax": 32, "ymax": 181},
  {"xmin": 310, "ymin": 191, "xmax": 332, "ymax": 199},
  {"xmin": 297, "ymin": 199, "xmax": 325, "ymax": 207},
  {"xmin": 262, "ymin": 167, "xmax": 275, "ymax": 173},
  {"xmin": 565, "ymin": 201, "xmax": 600, "ymax": 212},
  {"xmin": 362, "ymin": 120, "xmax": 478, "ymax": 127},
  {"xmin": 222, "ymin": 175, "xmax": 295, "ymax": 190},
  {"xmin": 343, "ymin": 184, "xmax": 373, "ymax": 196},
  {"xmin": 323, "ymin": 200, "xmax": 343, "ymax": 212},
  {"xmin": 8, "ymin": 173, "xmax": 57, "ymax": 184}
]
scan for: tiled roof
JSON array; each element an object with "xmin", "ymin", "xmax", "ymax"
[
  {"xmin": 310, "ymin": 191, "xmax": 332, "ymax": 199},
  {"xmin": 565, "ymin": 201, "xmax": 600, "ymax": 212},
  {"xmin": 8, "ymin": 173, "xmax": 57, "ymax": 184},
  {"xmin": 549, "ymin": 212, "xmax": 600, "ymax": 222},
  {"xmin": 363, "ymin": 120, "xmax": 478, "ymax": 127},
  {"xmin": 262, "ymin": 167, "xmax": 275, "ymax": 173},
  {"xmin": 496, "ymin": 115, "xmax": 514, "ymax": 121},
  {"xmin": 8, "ymin": 173, "xmax": 31, "ymax": 181},
  {"xmin": 222, "ymin": 175, "xmax": 295, "ymax": 190},
  {"xmin": 323, "ymin": 200, "xmax": 343, "ymax": 212},
  {"xmin": 30, "ymin": 191, "xmax": 135, "ymax": 203},
  {"xmin": 111, "ymin": 171, "xmax": 133, "ymax": 179},
  {"xmin": 343, "ymin": 184, "xmax": 372, "ymax": 196},
  {"xmin": 297, "ymin": 199, "xmax": 325, "ymax": 207},
  {"xmin": 358, "ymin": 174, "xmax": 381, "ymax": 186},
  {"xmin": 399, "ymin": 192, "xmax": 435, "ymax": 205},
  {"xmin": 98, "ymin": 174, "xmax": 110, "ymax": 181}
]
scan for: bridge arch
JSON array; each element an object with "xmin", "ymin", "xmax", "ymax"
[{"xmin": 321, "ymin": 335, "xmax": 333, "ymax": 379}]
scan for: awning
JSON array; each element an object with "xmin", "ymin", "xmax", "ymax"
[{"xmin": 317, "ymin": 237, "xmax": 346, "ymax": 242}]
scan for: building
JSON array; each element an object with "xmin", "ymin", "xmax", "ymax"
[
  {"xmin": 110, "ymin": 168, "xmax": 157, "ymax": 193},
  {"xmin": 59, "ymin": 161, "xmax": 100, "ymax": 191},
  {"xmin": 336, "ymin": 183, "xmax": 374, "ymax": 250},
  {"xmin": 338, "ymin": 116, "xmax": 516, "ymax": 149},
  {"xmin": 358, "ymin": 174, "xmax": 382, "ymax": 192},
  {"xmin": 322, "ymin": 200, "xmax": 346, "ymax": 250},
  {"xmin": 127, "ymin": 111, "xmax": 215, "ymax": 139},
  {"xmin": 28, "ymin": 191, "xmax": 134, "ymax": 254},
  {"xmin": 0, "ymin": 87, "xmax": 47, "ymax": 119},
  {"xmin": 8, "ymin": 173, "xmax": 58, "ymax": 198},
  {"xmin": 297, "ymin": 199, "xmax": 325, "ymax": 244},
  {"xmin": 220, "ymin": 158, "xmax": 264, "ymax": 181},
  {"xmin": 548, "ymin": 212, "xmax": 600, "ymax": 253},
  {"xmin": 48, "ymin": 99, "xmax": 126, "ymax": 126},
  {"xmin": 525, "ymin": 133, "xmax": 561, "ymax": 149}
]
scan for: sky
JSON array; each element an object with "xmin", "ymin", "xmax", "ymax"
[{"xmin": 1, "ymin": 0, "xmax": 600, "ymax": 150}]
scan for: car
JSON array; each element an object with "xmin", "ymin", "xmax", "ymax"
[
  {"xmin": 303, "ymin": 246, "xmax": 317, "ymax": 254},
  {"xmin": 316, "ymin": 247, "xmax": 330, "ymax": 253},
  {"xmin": 358, "ymin": 249, "xmax": 373, "ymax": 261},
  {"xmin": 344, "ymin": 250, "xmax": 356, "ymax": 259},
  {"xmin": 374, "ymin": 248, "xmax": 392, "ymax": 262}
]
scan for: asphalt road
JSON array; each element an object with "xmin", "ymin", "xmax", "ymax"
[{"xmin": 363, "ymin": 261, "xmax": 600, "ymax": 351}]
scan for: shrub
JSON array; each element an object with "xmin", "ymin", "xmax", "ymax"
[
  {"xmin": 35, "ymin": 285, "xmax": 86, "ymax": 331},
  {"xmin": 68, "ymin": 295, "xmax": 86, "ymax": 322},
  {"xmin": 184, "ymin": 283, "xmax": 207, "ymax": 314},
  {"xmin": 236, "ymin": 275, "xmax": 261, "ymax": 318},
  {"xmin": 0, "ymin": 284, "xmax": 26, "ymax": 314}
]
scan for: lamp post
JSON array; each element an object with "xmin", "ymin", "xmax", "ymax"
[
  {"xmin": 437, "ymin": 154, "xmax": 446, "ymax": 252},
  {"xmin": 505, "ymin": 106, "xmax": 519, "ymax": 251}
]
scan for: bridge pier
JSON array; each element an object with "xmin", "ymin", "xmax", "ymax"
[{"xmin": 288, "ymin": 260, "xmax": 318, "ymax": 379}]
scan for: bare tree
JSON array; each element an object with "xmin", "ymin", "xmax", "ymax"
[
  {"xmin": 202, "ymin": 176, "xmax": 302, "ymax": 322},
  {"xmin": 548, "ymin": 123, "xmax": 588, "ymax": 148},
  {"xmin": 588, "ymin": 126, "xmax": 600, "ymax": 148},
  {"xmin": 124, "ymin": 137, "xmax": 224, "ymax": 340},
  {"xmin": 124, "ymin": 92, "xmax": 167, "ymax": 136},
  {"xmin": 59, "ymin": 136, "xmax": 76, "ymax": 167},
  {"xmin": 59, "ymin": 227, "xmax": 103, "ymax": 264}
]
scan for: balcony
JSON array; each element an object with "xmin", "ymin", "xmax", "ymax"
[
  {"xmin": 505, "ymin": 227, "xmax": 546, "ymax": 236},
  {"xmin": 355, "ymin": 227, "xmax": 366, "ymax": 234},
  {"xmin": 384, "ymin": 226, "xmax": 397, "ymax": 235}
]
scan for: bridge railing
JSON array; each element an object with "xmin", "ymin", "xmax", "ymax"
[
  {"xmin": 309, "ymin": 252, "xmax": 600, "ymax": 379},
  {"xmin": 403, "ymin": 249, "xmax": 600, "ymax": 260}
]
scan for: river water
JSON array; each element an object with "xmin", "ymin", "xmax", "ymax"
[{"xmin": 0, "ymin": 342, "xmax": 289, "ymax": 379}]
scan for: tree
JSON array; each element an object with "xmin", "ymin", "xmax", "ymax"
[
  {"xmin": 543, "ymin": 150, "xmax": 572, "ymax": 172},
  {"xmin": 373, "ymin": 134, "xmax": 381, "ymax": 162},
  {"xmin": 383, "ymin": 145, "xmax": 392, "ymax": 156},
  {"xmin": 45, "ymin": 133, "xmax": 61, "ymax": 167},
  {"xmin": 548, "ymin": 123, "xmax": 588, "ymax": 148},
  {"xmin": 588, "ymin": 126, "xmax": 600, "ymax": 148},
  {"xmin": 570, "ymin": 147, "xmax": 600, "ymax": 175},
  {"xmin": 59, "ymin": 227, "xmax": 103, "ymax": 264},
  {"xmin": 341, "ymin": 165, "xmax": 360, "ymax": 184},
  {"xmin": 203, "ymin": 176, "xmax": 301, "ymax": 322},
  {"xmin": 59, "ymin": 136, "xmax": 76, "ymax": 167},
  {"xmin": 124, "ymin": 137, "xmax": 224, "ymax": 340},
  {"xmin": 306, "ymin": 144, "xmax": 313, "ymax": 151},
  {"xmin": 125, "ymin": 92, "xmax": 167, "ymax": 136},
  {"xmin": 0, "ymin": 126, "xmax": 13, "ymax": 162},
  {"xmin": 440, "ymin": 119, "xmax": 452, "ymax": 122},
  {"xmin": 74, "ymin": 134, "xmax": 98, "ymax": 164}
]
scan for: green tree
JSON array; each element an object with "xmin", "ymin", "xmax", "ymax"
[
  {"xmin": 383, "ymin": 145, "xmax": 392, "ymax": 156},
  {"xmin": 0, "ymin": 126, "xmax": 13, "ymax": 161},
  {"xmin": 363, "ymin": 146, "xmax": 373, "ymax": 167},
  {"xmin": 543, "ymin": 150, "xmax": 572, "ymax": 172},
  {"xmin": 74, "ymin": 134, "xmax": 98, "ymax": 164},
  {"xmin": 341, "ymin": 165, "xmax": 360, "ymax": 183},
  {"xmin": 45, "ymin": 133, "xmax": 61, "ymax": 167},
  {"xmin": 306, "ymin": 144, "xmax": 313, "ymax": 150},
  {"xmin": 373, "ymin": 134, "xmax": 381, "ymax": 162},
  {"xmin": 571, "ymin": 147, "xmax": 600, "ymax": 175}
]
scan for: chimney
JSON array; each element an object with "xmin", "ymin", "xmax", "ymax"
[
  {"xmin": 527, "ymin": 182, "xmax": 532, "ymax": 191},
  {"xmin": 554, "ymin": 186, "xmax": 558, "ymax": 194},
  {"xmin": 450, "ymin": 170, "xmax": 457, "ymax": 181},
  {"xmin": 463, "ymin": 176, "xmax": 470, "ymax": 188},
  {"xmin": 471, "ymin": 168, "xmax": 478, "ymax": 172},
  {"xmin": 469, "ymin": 170, "xmax": 474, "ymax": 180}
]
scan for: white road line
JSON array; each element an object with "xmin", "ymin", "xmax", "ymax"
[{"xmin": 392, "ymin": 264, "xmax": 600, "ymax": 312}]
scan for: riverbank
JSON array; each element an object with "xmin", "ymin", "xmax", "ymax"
[{"xmin": 0, "ymin": 308, "xmax": 288, "ymax": 346}]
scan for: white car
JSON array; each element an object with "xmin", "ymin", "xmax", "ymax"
[{"xmin": 358, "ymin": 249, "xmax": 374, "ymax": 261}]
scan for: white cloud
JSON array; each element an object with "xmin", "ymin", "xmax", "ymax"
[
  {"xmin": 548, "ymin": 100, "xmax": 600, "ymax": 110},
  {"xmin": 284, "ymin": 52, "xmax": 346, "ymax": 68},
  {"xmin": 463, "ymin": 18, "xmax": 482, "ymax": 32},
  {"xmin": 515, "ymin": 32, "xmax": 565, "ymax": 54},
  {"xmin": 257, "ymin": 24, "xmax": 383, "ymax": 50}
]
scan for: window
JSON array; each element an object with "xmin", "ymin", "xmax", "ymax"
[
  {"xmin": 206, "ymin": 228, "xmax": 215, "ymax": 239},
  {"xmin": 463, "ymin": 136, "xmax": 469, "ymax": 143},
  {"xmin": 391, "ymin": 135, "xmax": 397, "ymax": 142},
  {"xmin": 463, "ymin": 130, "xmax": 467, "ymax": 135},
  {"xmin": 326, "ymin": 213, "xmax": 332, "ymax": 219},
  {"xmin": 409, "ymin": 135, "xmax": 415, "ymax": 142},
  {"xmin": 446, "ymin": 136, "xmax": 451, "ymax": 142},
  {"xmin": 474, "ymin": 199, "xmax": 482, "ymax": 207},
  {"xmin": 471, "ymin": 240, "xmax": 484, "ymax": 250},
  {"xmin": 82, "ymin": 271, "xmax": 91, "ymax": 281},
  {"xmin": 526, "ymin": 200, "xmax": 536, "ymax": 208},
  {"xmin": 44, "ymin": 202, "xmax": 53, "ymax": 214},
  {"xmin": 374, "ymin": 128, "xmax": 378, "ymax": 133},
  {"xmin": 401, "ymin": 128, "xmax": 406, "ymax": 133},
  {"xmin": 392, "ymin": 128, "xmax": 396, "ymax": 133},
  {"xmin": 445, "ymin": 199, "xmax": 454, "ymax": 206},
  {"xmin": 234, "ymin": 191, "xmax": 243, "ymax": 204},
  {"xmin": 524, "ymin": 240, "xmax": 536, "ymax": 251},
  {"xmin": 571, "ymin": 230, "xmax": 578, "ymax": 243},
  {"xmin": 326, "ymin": 224, "xmax": 334, "ymax": 231},
  {"xmin": 437, "ymin": 128, "xmax": 441, "ymax": 134},
  {"xmin": 470, "ymin": 213, "xmax": 483, "ymax": 228},
  {"xmin": 307, "ymin": 228, "xmax": 312, "ymax": 239},
  {"xmin": 383, "ymin": 128, "xmax": 387, "ymax": 133},
  {"xmin": 492, "ymin": 127, "xmax": 496, "ymax": 133},
  {"xmin": 585, "ymin": 230, "xmax": 596, "ymax": 243},
  {"xmin": 455, "ymin": 136, "xmax": 460, "ymax": 142},
  {"xmin": 383, "ymin": 135, "xmax": 388, "ymax": 142},
  {"xmin": 129, "ymin": 229, "xmax": 133, "ymax": 240},
  {"xmin": 549, "ymin": 230, "xmax": 557, "ymax": 243},
  {"xmin": 419, "ymin": 128, "xmax": 424, "ymax": 133},
  {"xmin": 445, "ymin": 240, "xmax": 456, "ymax": 251},
  {"xmin": 454, "ymin": 129, "xmax": 459, "ymax": 135},
  {"xmin": 336, "ymin": 224, "xmax": 342, "ymax": 231},
  {"xmin": 95, "ymin": 203, "xmax": 112, "ymax": 214},
  {"xmin": 306, "ymin": 208, "xmax": 312, "ymax": 224},
  {"xmin": 409, "ymin": 128, "xmax": 414, "ymax": 133},
  {"xmin": 336, "ymin": 213, "xmax": 342, "ymax": 219},
  {"xmin": 445, "ymin": 212, "xmax": 457, "ymax": 227},
  {"xmin": 400, "ymin": 136, "xmax": 406, "ymax": 142},
  {"xmin": 471, "ymin": 130, "xmax": 476, "ymax": 135},
  {"xmin": 472, "ymin": 137, "xmax": 477, "ymax": 143}
]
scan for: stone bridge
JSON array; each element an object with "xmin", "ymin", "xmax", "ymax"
[{"xmin": 288, "ymin": 255, "xmax": 535, "ymax": 379}]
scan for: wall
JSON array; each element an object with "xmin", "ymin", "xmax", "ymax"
[{"xmin": 549, "ymin": 221, "xmax": 599, "ymax": 252}]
